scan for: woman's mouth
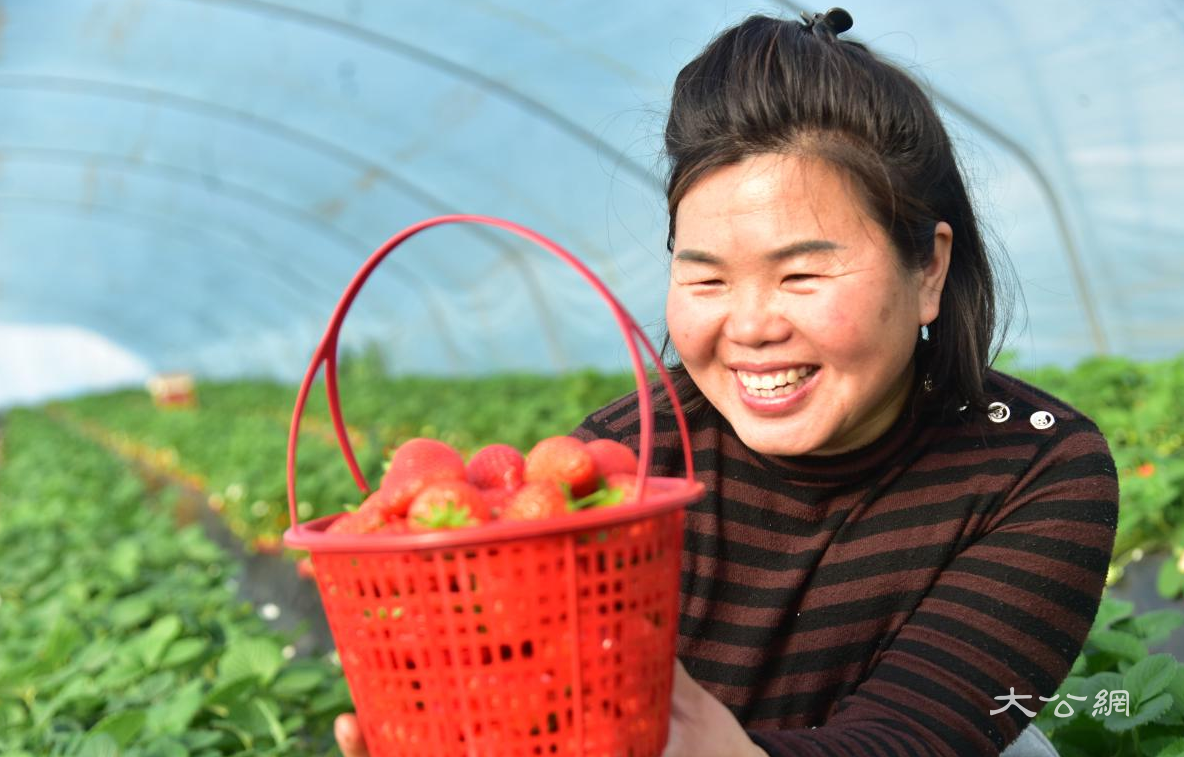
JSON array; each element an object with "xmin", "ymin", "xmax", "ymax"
[
  {"xmin": 733, "ymin": 366, "xmax": 820, "ymax": 410},
  {"xmin": 736, "ymin": 366, "xmax": 819, "ymax": 396}
]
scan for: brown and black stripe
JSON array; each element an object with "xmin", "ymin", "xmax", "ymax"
[{"xmin": 571, "ymin": 370, "xmax": 1118, "ymax": 756}]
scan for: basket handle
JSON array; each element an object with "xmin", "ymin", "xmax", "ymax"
[{"xmin": 286, "ymin": 214, "xmax": 696, "ymax": 533}]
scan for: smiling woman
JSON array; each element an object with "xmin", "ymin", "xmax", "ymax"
[
  {"xmin": 333, "ymin": 8, "xmax": 1115, "ymax": 757},
  {"xmin": 569, "ymin": 9, "xmax": 1114, "ymax": 757}
]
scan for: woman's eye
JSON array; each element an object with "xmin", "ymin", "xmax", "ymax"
[
  {"xmin": 783, "ymin": 274, "xmax": 815, "ymax": 283},
  {"xmin": 692, "ymin": 279, "xmax": 723, "ymax": 286}
]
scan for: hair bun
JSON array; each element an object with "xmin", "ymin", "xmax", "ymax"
[{"xmin": 799, "ymin": 7, "xmax": 854, "ymax": 37}]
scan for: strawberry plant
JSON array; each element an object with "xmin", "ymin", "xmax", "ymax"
[
  {"xmin": 0, "ymin": 409, "xmax": 352, "ymax": 755},
  {"xmin": 1036, "ymin": 596, "xmax": 1184, "ymax": 756},
  {"xmin": 1008, "ymin": 355, "xmax": 1184, "ymax": 598}
]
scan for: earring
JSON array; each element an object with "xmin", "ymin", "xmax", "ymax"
[
  {"xmin": 920, "ymin": 324, "xmax": 930, "ymax": 342},
  {"xmin": 923, "ymin": 374, "xmax": 934, "ymax": 392}
]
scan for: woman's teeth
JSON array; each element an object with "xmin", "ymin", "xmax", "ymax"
[{"xmin": 737, "ymin": 367, "xmax": 818, "ymax": 397}]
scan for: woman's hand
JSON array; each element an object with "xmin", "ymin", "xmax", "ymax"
[
  {"xmin": 334, "ymin": 713, "xmax": 369, "ymax": 757},
  {"xmin": 332, "ymin": 659, "xmax": 767, "ymax": 757},
  {"xmin": 662, "ymin": 658, "xmax": 768, "ymax": 757}
]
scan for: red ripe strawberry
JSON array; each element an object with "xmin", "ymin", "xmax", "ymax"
[
  {"xmin": 379, "ymin": 438, "xmax": 466, "ymax": 517},
  {"xmin": 327, "ymin": 506, "xmax": 386, "ymax": 534},
  {"xmin": 605, "ymin": 473, "xmax": 641, "ymax": 505},
  {"xmin": 296, "ymin": 556, "xmax": 316, "ymax": 580},
  {"xmin": 407, "ymin": 480, "xmax": 490, "ymax": 532},
  {"xmin": 585, "ymin": 439, "xmax": 639, "ymax": 478},
  {"xmin": 355, "ymin": 487, "xmax": 403, "ymax": 522},
  {"xmin": 524, "ymin": 436, "xmax": 598, "ymax": 497},
  {"xmin": 480, "ymin": 487, "xmax": 513, "ymax": 520},
  {"xmin": 502, "ymin": 481, "xmax": 568, "ymax": 521},
  {"xmin": 377, "ymin": 518, "xmax": 410, "ymax": 535},
  {"xmin": 466, "ymin": 444, "xmax": 525, "ymax": 491}
]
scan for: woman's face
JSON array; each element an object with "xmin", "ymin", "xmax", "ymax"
[{"xmin": 667, "ymin": 153, "xmax": 951, "ymax": 456}]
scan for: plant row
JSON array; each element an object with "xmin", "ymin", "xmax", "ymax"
[
  {"xmin": 1034, "ymin": 595, "xmax": 1184, "ymax": 755},
  {"xmin": 54, "ymin": 354, "xmax": 1184, "ymax": 599},
  {"xmin": 0, "ymin": 409, "xmax": 352, "ymax": 756},
  {"xmin": 56, "ymin": 363, "xmax": 636, "ymax": 551}
]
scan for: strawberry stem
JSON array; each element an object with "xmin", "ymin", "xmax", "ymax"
[
  {"xmin": 413, "ymin": 500, "xmax": 476, "ymax": 529},
  {"xmin": 569, "ymin": 486, "xmax": 624, "ymax": 512}
]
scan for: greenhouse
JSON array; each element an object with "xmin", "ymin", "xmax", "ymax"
[{"xmin": 1, "ymin": 1, "xmax": 1182, "ymax": 755}]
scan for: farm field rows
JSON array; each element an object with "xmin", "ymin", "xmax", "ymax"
[{"xmin": 3, "ymin": 356, "xmax": 1183, "ymax": 755}]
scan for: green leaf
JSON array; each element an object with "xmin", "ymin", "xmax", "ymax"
[
  {"xmin": 130, "ymin": 671, "xmax": 177, "ymax": 704},
  {"xmin": 204, "ymin": 676, "xmax": 256, "ymax": 710},
  {"xmin": 1092, "ymin": 598, "xmax": 1135, "ymax": 633},
  {"xmin": 1055, "ymin": 675, "xmax": 1088, "ymax": 700},
  {"xmin": 1154, "ymin": 743, "xmax": 1184, "ymax": 757},
  {"xmin": 1146, "ymin": 737, "xmax": 1184, "ymax": 757},
  {"xmin": 307, "ymin": 677, "xmax": 354, "ymax": 716},
  {"xmin": 33, "ymin": 675, "xmax": 101, "ymax": 727},
  {"xmin": 1103, "ymin": 691, "xmax": 1174, "ymax": 732},
  {"xmin": 76, "ymin": 733, "xmax": 120, "ymax": 757},
  {"xmin": 109, "ymin": 539, "xmax": 143, "ymax": 581},
  {"xmin": 138, "ymin": 736, "xmax": 188, "ymax": 757},
  {"xmin": 109, "ymin": 597, "xmax": 154, "ymax": 630},
  {"xmin": 1130, "ymin": 608, "xmax": 1184, "ymax": 645},
  {"xmin": 252, "ymin": 698, "xmax": 288, "ymax": 747},
  {"xmin": 95, "ymin": 656, "xmax": 144, "ymax": 691},
  {"xmin": 1156, "ymin": 557, "xmax": 1184, "ymax": 599},
  {"xmin": 38, "ymin": 615, "xmax": 85, "ymax": 668},
  {"xmin": 224, "ymin": 697, "xmax": 279, "ymax": 741},
  {"xmin": 1123, "ymin": 654, "xmax": 1178, "ymax": 703},
  {"xmin": 180, "ymin": 729, "xmax": 225, "ymax": 750},
  {"xmin": 216, "ymin": 637, "xmax": 284, "ymax": 686},
  {"xmin": 75, "ymin": 639, "xmax": 118, "ymax": 674},
  {"xmin": 89, "ymin": 708, "xmax": 147, "ymax": 747},
  {"xmin": 134, "ymin": 615, "xmax": 183, "ymax": 668},
  {"xmin": 1088, "ymin": 629, "xmax": 1149, "ymax": 662},
  {"xmin": 147, "ymin": 678, "xmax": 204, "ymax": 737},
  {"xmin": 159, "ymin": 638, "xmax": 207, "ymax": 669},
  {"xmin": 1167, "ymin": 668, "xmax": 1184, "ymax": 716},
  {"xmin": 271, "ymin": 665, "xmax": 327, "ymax": 698}
]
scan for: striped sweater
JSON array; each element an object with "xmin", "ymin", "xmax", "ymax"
[{"xmin": 571, "ymin": 370, "xmax": 1118, "ymax": 756}]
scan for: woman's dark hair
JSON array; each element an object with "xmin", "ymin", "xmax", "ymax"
[{"xmin": 660, "ymin": 12, "xmax": 1005, "ymax": 417}]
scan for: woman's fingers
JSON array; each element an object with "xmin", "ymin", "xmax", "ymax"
[{"xmin": 334, "ymin": 713, "xmax": 370, "ymax": 757}]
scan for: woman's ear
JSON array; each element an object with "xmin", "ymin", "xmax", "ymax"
[{"xmin": 919, "ymin": 221, "xmax": 953, "ymax": 326}]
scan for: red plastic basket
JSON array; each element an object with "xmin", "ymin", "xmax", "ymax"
[{"xmin": 283, "ymin": 215, "xmax": 704, "ymax": 757}]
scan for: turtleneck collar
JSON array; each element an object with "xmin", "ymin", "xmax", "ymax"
[{"xmin": 713, "ymin": 396, "xmax": 934, "ymax": 488}]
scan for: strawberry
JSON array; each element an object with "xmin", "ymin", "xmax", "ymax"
[
  {"xmin": 524, "ymin": 436, "xmax": 598, "ymax": 498},
  {"xmin": 377, "ymin": 518, "xmax": 410, "ymax": 535},
  {"xmin": 327, "ymin": 505, "xmax": 387, "ymax": 534},
  {"xmin": 296, "ymin": 556, "xmax": 316, "ymax": 580},
  {"xmin": 605, "ymin": 472, "xmax": 641, "ymax": 505},
  {"xmin": 379, "ymin": 438, "xmax": 467, "ymax": 517},
  {"xmin": 585, "ymin": 439, "xmax": 639, "ymax": 478},
  {"xmin": 466, "ymin": 443, "xmax": 526, "ymax": 491},
  {"xmin": 407, "ymin": 480, "xmax": 491, "ymax": 532},
  {"xmin": 502, "ymin": 481, "xmax": 568, "ymax": 521},
  {"xmin": 355, "ymin": 486, "xmax": 403, "ymax": 522},
  {"xmin": 480, "ymin": 487, "xmax": 513, "ymax": 520}
]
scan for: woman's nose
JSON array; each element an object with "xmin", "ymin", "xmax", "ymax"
[{"xmin": 722, "ymin": 291, "xmax": 793, "ymax": 346}]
